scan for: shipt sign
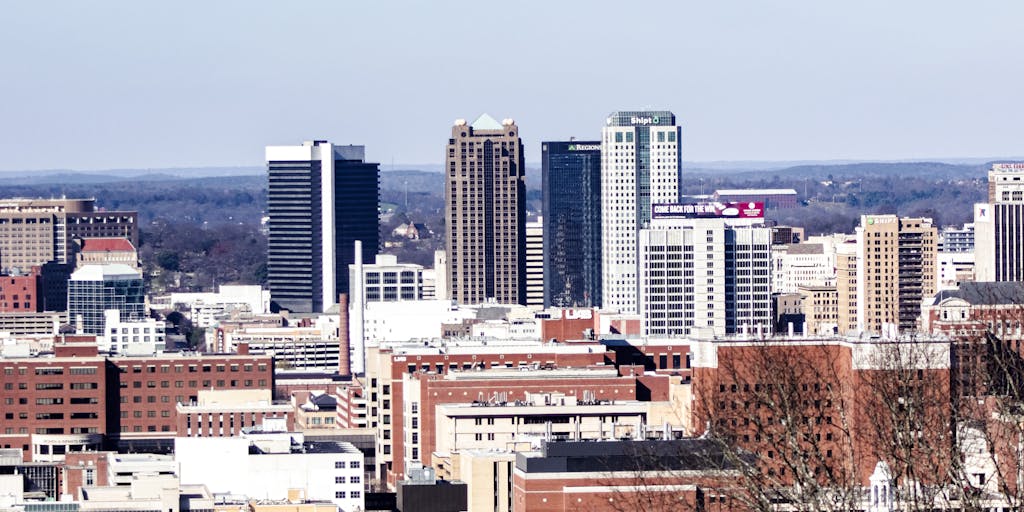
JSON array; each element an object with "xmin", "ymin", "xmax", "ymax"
[{"xmin": 652, "ymin": 202, "xmax": 765, "ymax": 219}]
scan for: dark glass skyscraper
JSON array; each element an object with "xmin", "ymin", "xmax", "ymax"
[
  {"xmin": 266, "ymin": 141, "xmax": 379, "ymax": 313},
  {"xmin": 542, "ymin": 141, "xmax": 602, "ymax": 308}
]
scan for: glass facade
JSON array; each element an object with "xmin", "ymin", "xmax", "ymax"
[
  {"xmin": 67, "ymin": 269, "xmax": 145, "ymax": 335},
  {"xmin": 542, "ymin": 141, "xmax": 602, "ymax": 307}
]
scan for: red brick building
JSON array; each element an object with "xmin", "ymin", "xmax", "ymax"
[
  {"xmin": 0, "ymin": 267, "xmax": 41, "ymax": 312},
  {"xmin": 364, "ymin": 342, "xmax": 613, "ymax": 489},
  {"xmin": 690, "ymin": 337, "xmax": 952, "ymax": 489},
  {"xmin": 406, "ymin": 366, "xmax": 671, "ymax": 477},
  {"xmin": 512, "ymin": 439, "xmax": 741, "ymax": 512},
  {"xmin": 0, "ymin": 339, "xmax": 274, "ymax": 461}
]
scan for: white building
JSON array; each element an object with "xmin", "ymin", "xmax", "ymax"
[
  {"xmin": 771, "ymin": 243, "xmax": 835, "ymax": 294},
  {"xmin": 348, "ymin": 254, "xmax": 425, "ymax": 302},
  {"xmin": 169, "ymin": 285, "xmax": 270, "ymax": 328},
  {"xmin": 226, "ymin": 325, "xmax": 339, "ymax": 371},
  {"xmin": 638, "ymin": 215, "xmax": 772, "ymax": 338},
  {"xmin": 525, "ymin": 219, "xmax": 544, "ymax": 307},
  {"xmin": 975, "ymin": 163, "xmax": 1024, "ymax": 282},
  {"xmin": 102, "ymin": 309, "xmax": 167, "ymax": 355},
  {"xmin": 175, "ymin": 432, "xmax": 364, "ymax": 512},
  {"xmin": 358, "ymin": 300, "xmax": 477, "ymax": 345},
  {"xmin": 601, "ymin": 111, "xmax": 681, "ymax": 314},
  {"xmin": 936, "ymin": 251, "xmax": 975, "ymax": 291}
]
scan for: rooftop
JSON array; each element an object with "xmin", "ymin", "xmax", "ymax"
[
  {"xmin": 933, "ymin": 281, "xmax": 1024, "ymax": 306},
  {"xmin": 516, "ymin": 439, "xmax": 742, "ymax": 474},
  {"xmin": 470, "ymin": 113, "xmax": 505, "ymax": 131},
  {"xmin": 80, "ymin": 238, "xmax": 136, "ymax": 253},
  {"xmin": 70, "ymin": 263, "xmax": 141, "ymax": 281}
]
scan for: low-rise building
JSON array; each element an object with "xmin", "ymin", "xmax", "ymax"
[
  {"xmin": 175, "ymin": 389, "xmax": 293, "ymax": 438},
  {"xmin": 175, "ymin": 432, "xmax": 364, "ymax": 512}
]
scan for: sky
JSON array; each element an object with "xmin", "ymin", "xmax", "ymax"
[{"xmin": 1, "ymin": 1, "xmax": 1023, "ymax": 171}]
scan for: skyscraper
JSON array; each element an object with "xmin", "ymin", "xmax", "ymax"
[
  {"xmin": 975, "ymin": 163, "xmax": 1024, "ymax": 282},
  {"xmin": 638, "ymin": 203, "xmax": 771, "ymax": 338},
  {"xmin": 601, "ymin": 111, "xmax": 682, "ymax": 314},
  {"xmin": 541, "ymin": 141, "xmax": 601, "ymax": 308},
  {"xmin": 266, "ymin": 141, "xmax": 379, "ymax": 313},
  {"xmin": 856, "ymin": 215, "xmax": 937, "ymax": 335},
  {"xmin": 445, "ymin": 115, "xmax": 526, "ymax": 305}
]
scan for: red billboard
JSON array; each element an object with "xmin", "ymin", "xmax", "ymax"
[{"xmin": 652, "ymin": 202, "xmax": 764, "ymax": 219}]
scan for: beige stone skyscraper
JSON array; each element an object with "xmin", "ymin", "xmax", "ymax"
[
  {"xmin": 856, "ymin": 215, "xmax": 937, "ymax": 335},
  {"xmin": 444, "ymin": 114, "xmax": 526, "ymax": 305}
]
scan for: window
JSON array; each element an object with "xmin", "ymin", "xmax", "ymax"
[
  {"xmin": 349, "ymin": 460, "xmax": 360, "ymax": 469},
  {"xmin": 335, "ymin": 491, "xmax": 346, "ymax": 499},
  {"xmin": 350, "ymin": 476, "xmax": 360, "ymax": 484}
]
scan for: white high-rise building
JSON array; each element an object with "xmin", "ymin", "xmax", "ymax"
[
  {"xmin": 975, "ymin": 163, "xmax": 1024, "ymax": 282},
  {"xmin": 601, "ymin": 111, "xmax": 682, "ymax": 314},
  {"xmin": 638, "ymin": 208, "xmax": 771, "ymax": 338}
]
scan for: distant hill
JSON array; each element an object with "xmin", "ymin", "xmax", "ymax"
[{"xmin": 0, "ymin": 166, "xmax": 263, "ymax": 185}]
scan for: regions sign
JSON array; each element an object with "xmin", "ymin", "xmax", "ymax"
[
  {"xmin": 652, "ymin": 202, "xmax": 765, "ymax": 219},
  {"xmin": 567, "ymin": 143, "xmax": 601, "ymax": 151}
]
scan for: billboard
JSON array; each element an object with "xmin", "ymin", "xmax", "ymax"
[
  {"xmin": 652, "ymin": 202, "xmax": 765, "ymax": 219},
  {"xmin": 993, "ymin": 163, "xmax": 1024, "ymax": 172}
]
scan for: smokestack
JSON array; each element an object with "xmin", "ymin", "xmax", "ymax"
[{"xmin": 338, "ymin": 293, "xmax": 351, "ymax": 376}]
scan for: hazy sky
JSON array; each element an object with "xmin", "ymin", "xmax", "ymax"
[{"xmin": 2, "ymin": 1, "xmax": 1023, "ymax": 171}]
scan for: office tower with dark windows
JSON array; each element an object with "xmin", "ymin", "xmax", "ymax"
[
  {"xmin": 975, "ymin": 163, "xmax": 1024, "ymax": 282},
  {"xmin": 266, "ymin": 141, "xmax": 379, "ymax": 313},
  {"xmin": 445, "ymin": 115, "xmax": 526, "ymax": 305},
  {"xmin": 601, "ymin": 111, "xmax": 682, "ymax": 314},
  {"xmin": 542, "ymin": 141, "xmax": 601, "ymax": 308}
]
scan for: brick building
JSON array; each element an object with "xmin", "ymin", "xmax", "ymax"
[
  {"xmin": 0, "ymin": 340, "xmax": 273, "ymax": 461},
  {"xmin": 0, "ymin": 267, "xmax": 41, "ymax": 312},
  {"xmin": 404, "ymin": 367, "xmax": 672, "ymax": 478},
  {"xmin": 690, "ymin": 337, "xmax": 952, "ymax": 490},
  {"xmin": 363, "ymin": 341, "xmax": 613, "ymax": 489},
  {"xmin": 512, "ymin": 439, "xmax": 742, "ymax": 512}
]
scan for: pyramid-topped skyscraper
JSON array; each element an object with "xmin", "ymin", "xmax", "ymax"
[{"xmin": 444, "ymin": 115, "xmax": 526, "ymax": 305}]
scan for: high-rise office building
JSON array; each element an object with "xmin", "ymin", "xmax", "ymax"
[
  {"xmin": 266, "ymin": 141, "xmax": 379, "ymax": 313},
  {"xmin": 444, "ymin": 115, "xmax": 526, "ymax": 305},
  {"xmin": 541, "ymin": 141, "xmax": 601, "ymax": 308},
  {"xmin": 856, "ymin": 215, "xmax": 937, "ymax": 335},
  {"xmin": 975, "ymin": 163, "xmax": 1024, "ymax": 282},
  {"xmin": 638, "ymin": 203, "xmax": 771, "ymax": 337},
  {"xmin": 601, "ymin": 111, "xmax": 682, "ymax": 314}
]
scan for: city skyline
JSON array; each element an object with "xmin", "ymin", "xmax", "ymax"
[{"xmin": 3, "ymin": 2, "xmax": 1024, "ymax": 171}]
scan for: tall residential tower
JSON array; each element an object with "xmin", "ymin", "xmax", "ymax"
[
  {"xmin": 601, "ymin": 111, "xmax": 682, "ymax": 314},
  {"xmin": 266, "ymin": 141, "xmax": 379, "ymax": 313},
  {"xmin": 542, "ymin": 141, "xmax": 602, "ymax": 308},
  {"xmin": 444, "ymin": 115, "xmax": 526, "ymax": 305}
]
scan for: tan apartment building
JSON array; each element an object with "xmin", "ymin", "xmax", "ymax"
[
  {"xmin": 799, "ymin": 284, "xmax": 839, "ymax": 335},
  {"xmin": 835, "ymin": 240, "xmax": 859, "ymax": 335},
  {"xmin": 856, "ymin": 215, "xmax": 937, "ymax": 335},
  {"xmin": 444, "ymin": 114, "xmax": 526, "ymax": 305}
]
